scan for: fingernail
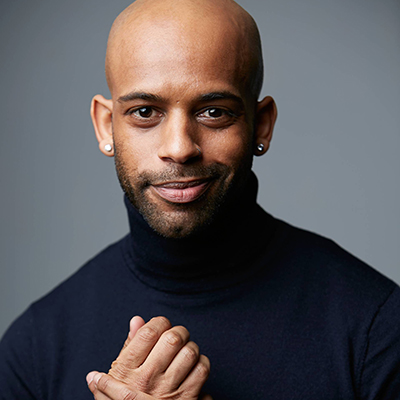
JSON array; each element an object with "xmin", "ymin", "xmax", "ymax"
[
  {"xmin": 94, "ymin": 373, "xmax": 102, "ymax": 386},
  {"xmin": 86, "ymin": 372, "xmax": 95, "ymax": 385},
  {"xmin": 130, "ymin": 315, "xmax": 141, "ymax": 327}
]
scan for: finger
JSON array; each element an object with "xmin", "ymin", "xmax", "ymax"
[
  {"xmin": 129, "ymin": 315, "xmax": 146, "ymax": 340},
  {"xmin": 142, "ymin": 325, "xmax": 191, "ymax": 375},
  {"xmin": 122, "ymin": 316, "xmax": 146, "ymax": 351},
  {"xmin": 110, "ymin": 316, "xmax": 171, "ymax": 378},
  {"xmin": 164, "ymin": 341, "xmax": 199, "ymax": 387},
  {"xmin": 109, "ymin": 316, "xmax": 146, "ymax": 375},
  {"xmin": 89, "ymin": 372, "xmax": 154, "ymax": 400},
  {"xmin": 87, "ymin": 370, "xmax": 98, "ymax": 386},
  {"xmin": 87, "ymin": 372, "xmax": 112, "ymax": 399},
  {"xmin": 179, "ymin": 355, "xmax": 211, "ymax": 397},
  {"xmin": 200, "ymin": 395, "xmax": 213, "ymax": 400}
]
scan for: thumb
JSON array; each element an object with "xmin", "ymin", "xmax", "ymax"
[{"xmin": 88, "ymin": 372, "xmax": 157, "ymax": 400}]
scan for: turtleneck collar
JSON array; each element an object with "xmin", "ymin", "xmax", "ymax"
[{"xmin": 122, "ymin": 172, "xmax": 276, "ymax": 294}]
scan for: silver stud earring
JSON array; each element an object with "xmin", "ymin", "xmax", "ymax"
[
  {"xmin": 104, "ymin": 144, "xmax": 113, "ymax": 152},
  {"xmin": 257, "ymin": 143, "xmax": 264, "ymax": 152}
]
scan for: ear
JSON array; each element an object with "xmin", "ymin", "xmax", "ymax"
[
  {"xmin": 90, "ymin": 94, "xmax": 114, "ymax": 157},
  {"xmin": 254, "ymin": 96, "xmax": 278, "ymax": 156}
]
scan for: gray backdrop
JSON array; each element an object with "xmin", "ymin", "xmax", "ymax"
[{"xmin": 1, "ymin": 0, "xmax": 399, "ymax": 337}]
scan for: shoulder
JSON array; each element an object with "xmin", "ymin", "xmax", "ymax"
[
  {"xmin": 271, "ymin": 216, "xmax": 397, "ymax": 298},
  {"xmin": 261, "ymin": 214, "xmax": 400, "ymax": 395},
  {"xmin": 359, "ymin": 284, "xmax": 400, "ymax": 398},
  {"xmin": 3, "ymin": 234, "xmax": 133, "ymax": 345},
  {"xmin": 257, "ymin": 213, "xmax": 399, "ymax": 332},
  {"xmin": 0, "ymin": 235, "xmax": 132, "ymax": 397},
  {"xmin": 2, "ymin": 233, "xmax": 130, "ymax": 329}
]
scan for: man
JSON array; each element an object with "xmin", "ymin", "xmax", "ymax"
[{"xmin": 1, "ymin": 0, "xmax": 400, "ymax": 399}]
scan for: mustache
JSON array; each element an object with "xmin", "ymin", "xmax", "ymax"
[{"xmin": 136, "ymin": 164, "xmax": 229, "ymax": 187}]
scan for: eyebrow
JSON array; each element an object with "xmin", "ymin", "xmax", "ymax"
[
  {"xmin": 197, "ymin": 91, "xmax": 243, "ymax": 106},
  {"xmin": 117, "ymin": 90, "xmax": 244, "ymax": 106},
  {"xmin": 117, "ymin": 92, "xmax": 165, "ymax": 103}
]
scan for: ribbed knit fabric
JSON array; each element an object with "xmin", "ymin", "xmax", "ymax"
[{"xmin": 1, "ymin": 174, "xmax": 400, "ymax": 399}]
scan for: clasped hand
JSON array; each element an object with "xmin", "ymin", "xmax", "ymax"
[{"xmin": 87, "ymin": 316, "xmax": 212, "ymax": 400}]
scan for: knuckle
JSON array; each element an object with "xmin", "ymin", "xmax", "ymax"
[
  {"xmin": 138, "ymin": 326, "xmax": 158, "ymax": 342},
  {"xmin": 195, "ymin": 361, "xmax": 210, "ymax": 379},
  {"xmin": 164, "ymin": 331, "xmax": 183, "ymax": 347},
  {"xmin": 109, "ymin": 363, "xmax": 128, "ymax": 382},
  {"xmin": 134, "ymin": 367, "xmax": 154, "ymax": 391},
  {"xmin": 182, "ymin": 344, "xmax": 198, "ymax": 362},
  {"xmin": 126, "ymin": 346, "xmax": 139, "ymax": 361},
  {"xmin": 152, "ymin": 316, "xmax": 171, "ymax": 329},
  {"xmin": 176, "ymin": 325, "xmax": 190, "ymax": 339},
  {"xmin": 97, "ymin": 374, "xmax": 110, "ymax": 391},
  {"xmin": 121, "ymin": 388, "xmax": 138, "ymax": 400}
]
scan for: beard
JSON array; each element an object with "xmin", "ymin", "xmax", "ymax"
[{"xmin": 114, "ymin": 151, "xmax": 252, "ymax": 239}]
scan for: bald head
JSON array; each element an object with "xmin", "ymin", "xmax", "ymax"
[{"xmin": 105, "ymin": 0, "xmax": 263, "ymax": 101}]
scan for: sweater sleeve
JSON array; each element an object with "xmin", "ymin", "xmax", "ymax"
[
  {"xmin": 359, "ymin": 285, "xmax": 400, "ymax": 400},
  {"xmin": 0, "ymin": 307, "xmax": 42, "ymax": 400}
]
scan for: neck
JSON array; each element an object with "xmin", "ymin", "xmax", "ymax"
[{"xmin": 123, "ymin": 172, "xmax": 276, "ymax": 293}]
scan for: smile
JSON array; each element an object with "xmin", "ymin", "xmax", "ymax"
[{"xmin": 151, "ymin": 179, "xmax": 212, "ymax": 204}]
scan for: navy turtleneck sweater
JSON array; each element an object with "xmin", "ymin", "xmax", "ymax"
[{"xmin": 1, "ymin": 175, "xmax": 400, "ymax": 399}]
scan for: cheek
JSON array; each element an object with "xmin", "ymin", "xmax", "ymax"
[
  {"xmin": 202, "ymin": 128, "xmax": 253, "ymax": 167},
  {"xmin": 114, "ymin": 134, "xmax": 139, "ymax": 171},
  {"xmin": 113, "ymin": 121, "xmax": 157, "ymax": 171}
]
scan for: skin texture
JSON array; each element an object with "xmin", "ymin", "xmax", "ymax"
[
  {"xmin": 87, "ymin": 317, "xmax": 211, "ymax": 400},
  {"xmin": 91, "ymin": 0, "xmax": 277, "ymax": 239},
  {"xmin": 105, "ymin": 0, "xmax": 264, "ymax": 102},
  {"xmin": 89, "ymin": 0, "xmax": 277, "ymax": 398}
]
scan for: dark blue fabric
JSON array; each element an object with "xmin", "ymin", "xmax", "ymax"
[{"xmin": 1, "ymin": 182, "xmax": 400, "ymax": 399}]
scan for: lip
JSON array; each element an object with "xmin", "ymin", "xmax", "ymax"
[{"xmin": 151, "ymin": 179, "xmax": 212, "ymax": 203}]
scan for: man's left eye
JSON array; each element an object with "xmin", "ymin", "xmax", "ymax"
[
  {"xmin": 204, "ymin": 108, "xmax": 224, "ymax": 118},
  {"xmin": 205, "ymin": 108, "xmax": 224, "ymax": 118},
  {"xmin": 197, "ymin": 107, "xmax": 237, "ymax": 128}
]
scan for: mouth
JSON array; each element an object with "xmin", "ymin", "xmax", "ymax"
[{"xmin": 151, "ymin": 178, "xmax": 212, "ymax": 204}]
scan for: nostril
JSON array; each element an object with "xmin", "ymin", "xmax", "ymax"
[{"xmin": 157, "ymin": 141, "xmax": 202, "ymax": 164}]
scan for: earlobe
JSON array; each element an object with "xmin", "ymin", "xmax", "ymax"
[
  {"xmin": 254, "ymin": 96, "xmax": 278, "ymax": 156},
  {"xmin": 90, "ymin": 94, "xmax": 114, "ymax": 157}
]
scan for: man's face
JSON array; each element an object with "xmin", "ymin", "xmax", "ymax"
[{"xmin": 109, "ymin": 18, "xmax": 258, "ymax": 238}]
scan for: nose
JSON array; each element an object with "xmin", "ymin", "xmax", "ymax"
[{"xmin": 157, "ymin": 112, "xmax": 201, "ymax": 164}]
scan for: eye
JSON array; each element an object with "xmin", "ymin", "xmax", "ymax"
[
  {"xmin": 199, "ymin": 107, "xmax": 235, "ymax": 119},
  {"xmin": 126, "ymin": 106, "xmax": 163, "ymax": 128},
  {"xmin": 204, "ymin": 108, "xmax": 224, "ymax": 118},
  {"xmin": 197, "ymin": 107, "xmax": 237, "ymax": 128},
  {"xmin": 131, "ymin": 106, "xmax": 154, "ymax": 118}
]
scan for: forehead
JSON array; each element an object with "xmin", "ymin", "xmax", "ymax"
[{"xmin": 109, "ymin": 16, "xmax": 249, "ymax": 100}]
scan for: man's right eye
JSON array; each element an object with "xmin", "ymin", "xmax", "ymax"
[
  {"xmin": 129, "ymin": 106, "xmax": 154, "ymax": 118},
  {"xmin": 125, "ymin": 106, "xmax": 164, "ymax": 127}
]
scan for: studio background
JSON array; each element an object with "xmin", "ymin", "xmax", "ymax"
[{"xmin": 0, "ymin": 0, "xmax": 399, "ymax": 337}]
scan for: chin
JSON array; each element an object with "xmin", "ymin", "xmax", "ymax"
[{"xmin": 142, "ymin": 208, "xmax": 214, "ymax": 239}]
